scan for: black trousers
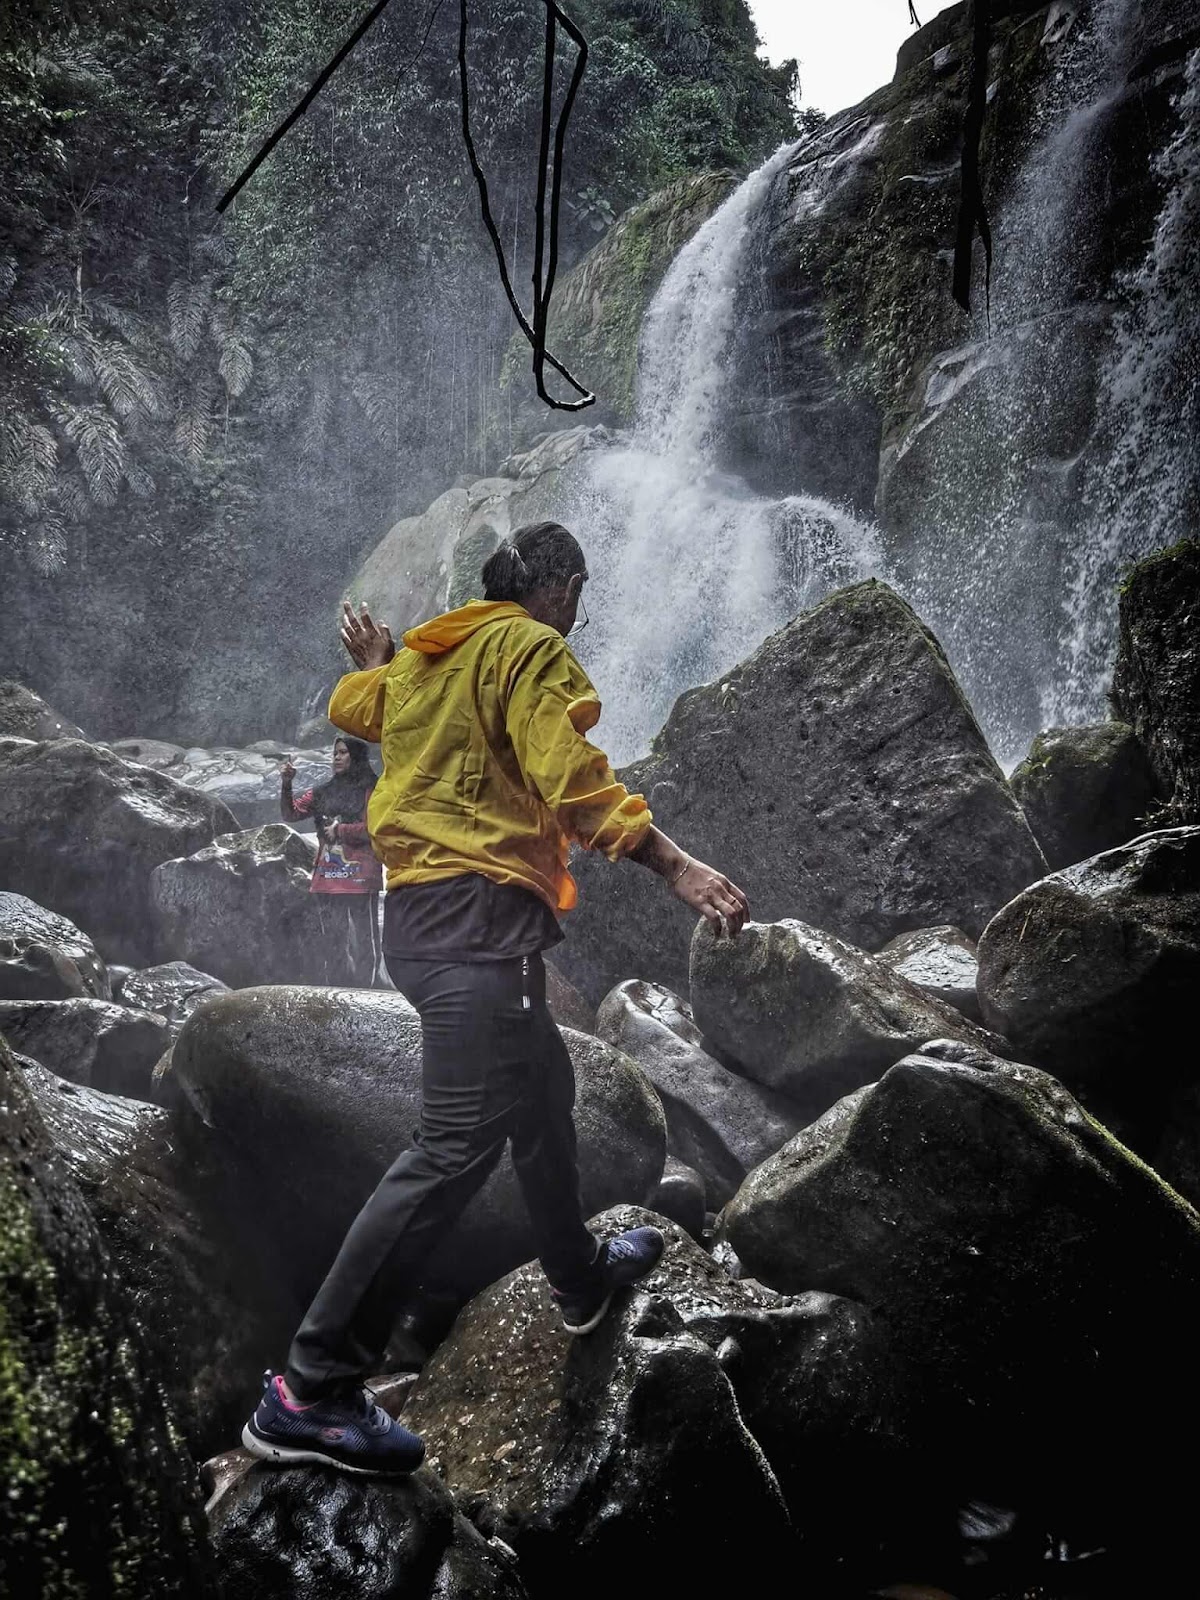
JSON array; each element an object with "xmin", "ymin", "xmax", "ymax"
[{"xmin": 285, "ymin": 949, "xmax": 599, "ymax": 1399}]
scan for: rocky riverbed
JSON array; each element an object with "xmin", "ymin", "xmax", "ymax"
[{"xmin": 2, "ymin": 542, "xmax": 1199, "ymax": 1598}]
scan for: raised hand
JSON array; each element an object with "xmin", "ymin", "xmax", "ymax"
[
  {"xmin": 341, "ymin": 599, "xmax": 395, "ymax": 670},
  {"xmin": 280, "ymin": 757, "xmax": 297, "ymax": 783},
  {"xmin": 670, "ymin": 857, "xmax": 750, "ymax": 936}
]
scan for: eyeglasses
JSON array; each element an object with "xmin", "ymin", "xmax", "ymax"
[{"xmin": 571, "ymin": 595, "xmax": 589, "ymax": 634}]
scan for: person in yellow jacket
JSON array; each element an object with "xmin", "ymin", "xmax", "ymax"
[{"xmin": 243, "ymin": 520, "xmax": 750, "ymax": 1478}]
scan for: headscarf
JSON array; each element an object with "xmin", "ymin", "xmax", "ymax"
[{"xmin": 311, "ymin": 736, "xmax": 377, "ymax": 823}]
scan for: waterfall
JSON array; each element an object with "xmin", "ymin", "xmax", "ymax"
[{"xmin": 567, "ymin": 145, "xmax": 882, "ymax": 768}]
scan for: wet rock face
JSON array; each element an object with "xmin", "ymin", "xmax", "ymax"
[
  {"xmin": 150, "ymin": 823, "xmax": 358, "ymax": 988},
  {"xmin": 115, "ymin": 742, "xmax": 330, "ymax": 830},
  {"xmin": 1112, "ymin": 540, "xmax": 1200, "ymax": 825},
  {"xmin": 117, "ymin": 960, "xmax": 229, "ymax": 1038},
  {"xmin": 208, "ymin": 1456, "xmax": 525, "ymax": 1600},
  {"xmin": 690, "ymin": 916, "xmax": 1006, "ymax": 1119},
  {"xmin": 0, "ymin": 1040, "xmax": 215, "ymax": 1596},
  {"xmin": 595, "ymin": 977, "xmax": 808, "ymax": 1205},
  {"xmin": 719, "ymin": 1043, "xmax": 1200, "ymax": 1516},
  {"xmin": 874, "ymin": 923, "xmax": 981, "ymax": 1020},
  {"xmin": 0, "ymin": 996, "xmax": 169, "ymax": 1100},
  {"xmin": 1009, "ymin": 722, "xmax": 1161, "ymax": 869},
  {"xmin": 22, "ymin": 1063, "xmax": 262, "ymax": 1459},
  {"xmin": 558, "ymin": 581, "xmax": 1045, "ymax": 1003},
  {"xmin": 0, "ymin": 890, "xmax": 111, "ymax": 1001},
  {"xmin": 404, "ymin": 1208, "xmax": 793, "ymax": 1597},
  {"xmin": 0, "ymin": 738, "xmax": 236, "ymax": 965},
  {"xmin": 169, "ymin": 986, "xmax": 665, "ymax": 1306},
  {"xmin": 0, "ymin": 678, "xmax": 86, "ymax": 741},
  {"xmin": 975, "ymin": 826, "xmax": 1200, "ymax": 1083}
]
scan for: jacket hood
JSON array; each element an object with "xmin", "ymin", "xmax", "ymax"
[{"xmin": 402, "ymin": 600, "xmax": 530, "ymax": 655}]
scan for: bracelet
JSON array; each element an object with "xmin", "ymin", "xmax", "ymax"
[{"xmin": 669, "ymin": 855, "xmax": 692, "ymax": 887}]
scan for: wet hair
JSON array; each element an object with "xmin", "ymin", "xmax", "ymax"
[
  {"xmin": 481, "ymin": 521, "xmax": 587, "ymax": 603},
  {"xmin": 312, "ymin": 736, "xmax": 377, "ymax": 820}
]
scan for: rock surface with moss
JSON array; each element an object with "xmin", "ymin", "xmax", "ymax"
[
  {"xmin": 1010, "ymin": 722, "xmax": 1162, "ymax": 869},
  {"xmin": 0, "ymin": 1037, "xmax": 214, "ymax": 1597}
]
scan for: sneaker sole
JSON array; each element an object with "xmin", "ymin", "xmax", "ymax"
[
  {"xmin": 558, "ymin": 1289, "xmax": 614, "ymax": 1336},
  {"xmin": 241, "ymin": 1421, "xmax": 422, "ymax": 1477}
]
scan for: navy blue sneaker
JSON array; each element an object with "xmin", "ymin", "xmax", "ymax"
[
  {"xmin": 552, "ymin": 1226, "xmax": 666, "ymax": 1335},
  {"xmin": 242, "ymin": 1372, "xmax": 426, "ymax": 1476}
]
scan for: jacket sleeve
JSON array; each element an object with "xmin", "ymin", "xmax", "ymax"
[
  {"xmin": 328, "ymin": 666, "xmax": 389, "ymax": 743},
  {"xmin": 283, "ymin": 786, "xmax": 315, "ymax": 821},
  {"xmin": 504, "ymin": 635, "xmax": 651, "ymax": 860}
]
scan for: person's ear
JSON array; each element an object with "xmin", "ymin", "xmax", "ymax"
[{"xmin": 567, "ymin": 572, "xmax": 584, "ymax": 601}]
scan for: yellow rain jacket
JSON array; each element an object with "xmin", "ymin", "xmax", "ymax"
[{"xmin": 327, "ymin": 600, "xmax": 652, "ymax": 912}]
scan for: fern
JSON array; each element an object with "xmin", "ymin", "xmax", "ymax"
[
  {"xmin": 167, "ymin": 276, "xmax": 210, "ymax": 360},
  {"xmin": 92, "ymin": 335, "xmax": 164, "ymax": 419},
  {"xmin": 172, "ymin": 391, "xmax": 215, "ymax": 464},
  {"xmin": 217, "ymin": 332, "xmax": 253, "ymax": 398},
  {"xmin": 53, "ymin": 399, "xmax": 126, "ymax": 506},
  {"xmin": 0, "ymin": 417, "xmax": 58, "ymax": 515},
  {"xmin": 27, "ymin": 513, "xmax": 68, "ymax": 575},
  {"xmin": 301, "ymin": 371, "xmax": 333, "ymax": 453},
  {"xmin": 351, "ymin": 372, "xmax": 396, "ymax": 445},
  {"xmin": 123, "ymin": 458, "xmax": 155, "ymax": 497}
]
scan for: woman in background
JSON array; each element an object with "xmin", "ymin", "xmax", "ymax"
[{"xmin": 281, "ymin": 736, "xmax": 382, "ymax": 985}]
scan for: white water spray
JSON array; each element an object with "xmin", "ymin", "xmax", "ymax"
[{"xmin": 569, "ymin": 145, "xmax": 881, "ymax": 765}]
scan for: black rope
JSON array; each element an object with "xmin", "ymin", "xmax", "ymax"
[
  {"xmin": 952, "ymin": 0, "xmax": 993, "ymax": 315},
  {"xmin": 458, "ymin": 0, "xmax": 593, "ymax": 409},
  {"xmin": 908, "ymin": 2, "xmax": 922, "ymax": 26}
]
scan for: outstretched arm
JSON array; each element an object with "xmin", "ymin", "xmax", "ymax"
[{"xmin": 630, "ymin": 825, "xmax": 749, "ymax": 935}]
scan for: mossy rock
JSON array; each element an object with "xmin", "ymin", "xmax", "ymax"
[{"xmin": 0, "ymin": 1036, "xmax": 214, "ymax": 1597}]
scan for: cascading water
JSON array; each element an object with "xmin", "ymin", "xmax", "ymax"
[{"xmin": 566, "ymin": 145, "xmax": 882, "ymax": 767}]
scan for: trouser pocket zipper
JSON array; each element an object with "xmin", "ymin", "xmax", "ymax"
[{"xmin": 521, "ymin": 955, "xmax": 531, "ymax": 1011}]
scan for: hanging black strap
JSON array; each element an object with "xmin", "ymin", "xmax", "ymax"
[{"xmin": 952, "ymin": 0, "xmax": 993, "ymax": 314}]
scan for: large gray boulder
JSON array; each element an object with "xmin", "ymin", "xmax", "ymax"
[
  {"xmin": 22, "ymin": 1062, "xmax": 265, "ymax": 1460},
  {"xmin": 718, "ymin": 1041, "xmax": 1200, "ymax": 1529},
  {"xmin": 167, "ymin": 986, "xmax": 666, "ymax": 1305},
  {"xmin": 0, "ymin": 738, "xmax": 236, "ymax": 964},
  {"xmin": 0, "ymin": 995, "xmax": 169, "ymax": 1100},
  {"xmin": 1112, "ymin": 539, "xmax": 1200, "ymax": 825},
  {"xmin": 208, "ymin": 1454, "xmax": 527, "ymax": 1600},
  {"xmin": 1010, "ymin": 722, "xmax": 1160, "ymax": 869},
  {"xmin": 0, "ymin": 890, "xmax": 111, "ymax": 1001},
  {"xmin": 690, "ymin": 917, "xmax": 1007, "ymax": 1118},
  {"xmin": 556, "ymin": 581, "xmax": 1046, "ymax": 1002},
  {"xmin": 0, "ymin": 1040, "xmax": 215, "ymax": 1596},
  {"xmin": 117, "ymin": 960, "xmax": 230, "ymax": 1038},
  {"xmin": 874, "ymin": 924, "xmax": 981, "ymax": 1020},
  {"xmin": 975, "ymin": 827, "xmax": 1200, "ymax": 1083},
  {"xmin": 404, "ymin": 1206, "xmax": 793, "ymax": 1595},
  {"xmin": 595, "ymin": 978, "xmax": 808, "ymax": 1205},
  {"xmin": 0, "ymin": 678, "xmax": 86, "ymax": 741},
  {"xmin": 150, "ymin": 823, "xmax": 358, "ymax": 988},
  {"xmin": 166, "ymin": 744, "xmax": 331, "ymax": 829}
]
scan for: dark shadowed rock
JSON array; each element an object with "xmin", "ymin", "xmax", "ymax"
[
  {"xmin": 168, "ymin": 986, "xmax": 665, "ymax": 1307},
  {"xmin": 595, "ymin": 977, "xmax": 808, "ymax": 1204},
  {"xmin": 0, "ymin": 995, "xmax": 169, "ymax": 1099},
  {"xmin": 718, "ymin": 1043, "xmax": 1200, "ymax": 1528},
  {"xmin": 875, "ymin": 924, "xmax": 981, "ymax": 1020},
  {"xmin": 0, "ymin": 890, "xmax": 111, "ymax": 1001},
  {"xmin": 0, "ymin": 678, "xmax": 86, "ymax": 741},
  {"xmin": 118, "ymin": 960, "xmax": 230, "ymax": 1038},
  {"xmin": 542, "ymin": 958, "xmax": 595, "ymax": 1033},
  {"xmin": 150, "ymin": 823, "xmax": 358, "ymax": 988},
  {"xmin": 975, "ymin": 827, "xmax": 1200, "ymax": 1085},
  {"xmin": 558, "ymin": 581, "xmax": 1045, "ymax": 1001},
  {"xmin": 0, "ymin": 1039, "xmax": 215, "ymax": 1596},
  {"xmin": 22, "ymin": 1062, "xmax": 265, "ymax": 1459},
  {"xmin": 404, "ymin": 1206, "xmax": 793, "ymax": 1597},
  {"xmin": 208, "ymin": 1455, "xmax": 524, "ymax": 1600},
  {"xmin": 690, "ymin": 917, "xmax": 1007, "ymax": 1117},
  {"xmin": 1010, "ymin": 722, "xmax": 1160, "ymax": 869},
  {"xmin": 1111, "ymin": 539, "xmax": 1200, "ymax": 825},
  {"xmin": 650, "ymin": 1155, "xmax": 707, "ymax": 1239},
  {"xmin": 0, "ymin": 738, "xmax": 236, "ymax": 964}
]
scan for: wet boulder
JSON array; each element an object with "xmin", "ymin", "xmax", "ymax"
[
  {"xmin": 874, "ymin": 924, "xmax": 981, "ymax": 1021},
  {"xmin": 1111, "ymin": 538, "xmax": 1200, "ymax": 824},
  {"xmin": 0, "ymin": 1039, "xmax": 215, "ymax": 1596},
  {"xmin": 718, "ymin": 1042, "xmax": 1200, "ymax": 1524},
  {"xmin": 1010, "ymin": 722, "xmax": 1160, "ymax": 869},
  {"xmin": 117, "ymin": 960, "xmax": 229, "ymax": 1038},
  {"xmin": 22, "ymin": 1062, "xmax": 264, "ymax": 1459},
  {"xmin": 0, "ymin": 737, "xmax": 236, "ymax": 964},
  {"xmin": 403, "ymin": 1207, "xmax": 793, "ymax": 1597},
  {"xmin": 0, "ymin": 677, "xmax": 86, "ymax": 740},
  {"xmin": 150, "ymin": 823, "xmax": 357, "ymax": 988},
  {"xmin": 975, "ymin": 827, "xmax": 1200, "ymax": 1085},
  {"xmin": 0, "ymin": 890, "xmax": 111, "ymax": 1001},
  {"xmin": 690, "ymin": 917, "xmax": 1006, "ymax": 1118},
  {"xmin": 595, "ymin": 978, "xmax": 808, "ymax": 1204},
  {"xmin": 168, "ymin": 986, "xmax": 666, "ymax": 1306},
  {"xmin": 557, "ymin": 581, "xmax": 1046, "ymax": 1001},
  {"xmin": 170, "ymin": 744, "xmax": 331, "ymax": 829},
  {"xmin": 0, "ymin": 995, "xmax": 169, "ymax": 1100},
  {"xmin": 543, "ymin": 958, "xmax": 595, "ymax": 1033},
  {"xmin": 650, "ymin": 1155, "xmax": 707, "ymax": 1239}
]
